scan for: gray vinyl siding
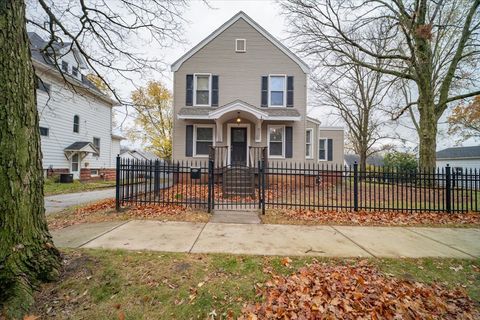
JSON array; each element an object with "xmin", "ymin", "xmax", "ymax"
[{"xmin": 172, "ymin": 18, "xmax": 308, "ymax": 162}]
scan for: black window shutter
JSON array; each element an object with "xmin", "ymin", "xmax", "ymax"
[
  {"xmin": 212, "ymin": 75, "xmax": 219, "ymax": 106},
  {"xmin": 327, "ymin": 138, "xmax": 333, "ymax": 161},
  {"xmin": 186, "ymin": 75, "xmax": 193, "ymax": 106},
  {"xmin": 287, "ymin": 76, "xmax": 294, "ymax": 107},
  {"xmin": 285, "ymin": 126, "xmax": 293, "ymax": 158},
  {"xmin": 261, "ymin": 76, "xmax": 268, "ymax": 107},
  {"xmin": 185, "ymin": 125, "xmax": 193, "ymax": 157}
]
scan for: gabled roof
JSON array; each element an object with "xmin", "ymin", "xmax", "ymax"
[
  {"xmin": 64, "ymin": 141, "xmax": 99, "ymax": 154},
  {"xmin": 436, "ymin": 146, "xmax": 480, "ymax": 160},
  {"xmin": 171, "ymin": 11, "xmax": 310, "ymax": 73}
]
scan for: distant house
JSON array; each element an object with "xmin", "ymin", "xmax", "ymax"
[
  {"xmin": 120, "ymin": 150, "xmax": 162, "ymax": 162},
  {"xmin": 30, "ymin": 32, "xmax": 123, "ymax": 180},
  {"xmin": 436, "ymin": 146, "xmax": 480, "ymax": 173},
  {"xmin": 344, "ymin": 154, "xmax": 384, "ymax": 167}
]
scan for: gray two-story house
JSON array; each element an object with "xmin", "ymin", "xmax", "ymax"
[{"xmin": 171, "ymin": 12, "xmax": 344, "ymax": 166}]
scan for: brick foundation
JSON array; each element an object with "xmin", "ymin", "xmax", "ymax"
[{"xmin": 80, "ymin": 168, "xmax": 116, "ymax": 181}]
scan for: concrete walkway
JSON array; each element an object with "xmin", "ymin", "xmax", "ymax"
[
  {"xmin": 51, "ymin": 220, "xmax": 480, "ymax": 258},
  {"xmin": 45, "ymin": 188, "xmax": 115, "ymax": 214}
]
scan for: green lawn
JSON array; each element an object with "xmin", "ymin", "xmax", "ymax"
[
  {"xmin": 31, "ymin": 249, "xmax": 479, "ymax": 319},
  {"xmin": 44, "ymin": 179, "xmax": 116, "ymax": 196}
]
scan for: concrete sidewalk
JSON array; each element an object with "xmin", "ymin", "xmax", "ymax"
[
  {"xmin": 51, "ymin": 220, "xmax": 480, "ymax": 258},
  {"xmin": 45, "ymin": 188, "xmax": 115, "ymax": 214}
]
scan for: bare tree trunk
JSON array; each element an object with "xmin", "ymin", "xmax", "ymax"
[
  {"xmin": 0, "ymin": 1, "xmax": 60, "ymax": 318},
  {"xmin": 359, "ymin": 149, "xmax": 367, "ymax": 173},
  {"xmin": 418, "ymin": 95, "xmax": 437, "ymax": 169}
]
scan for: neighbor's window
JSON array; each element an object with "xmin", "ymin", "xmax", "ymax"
[
  {"xmin": 318, "ymin": 138, "xmax": 327, "ymax": 161},
  {"xmin": 39, "ymin": 126, "xmax": 49, "ymax": 137},
  {"xmin": 72, "ymin": 66, "xmax": 79, "ymax": 77},
  {"xmin": 194, "ymin": 74, "xmax": 211, "ymax": 106},
  {"xmin": 305, "ymin": 129, "xmax": 313, "ymax": 159},
  {"xmin": 194, "ymin": 125, "xmax": 214, "ymax": 156},
  {"xmin": 269, "ymin": 75, "xmax": 286, "ymax": 106},
  {"xmin": 61, "ymin": 61, "xmax": 69, "ymax": 72},
  {"xmin": 93, "ymin": 137, "xmax": 100, "ymax": 155},
  {"xmin": 73, "ymin": 115, "xmax": 80, "ymax": 133},
  {"xmin": 268, "ymin": 126, "xmax": 285, "ymax": 157},
  {"xmin": 235, "ymin": 39, "xmax": 246, "ymax": 52}
]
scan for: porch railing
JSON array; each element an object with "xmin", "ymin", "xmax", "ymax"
[{"xmin": 249, "ymin": 146, "xmax": 267, "ymax": 168}]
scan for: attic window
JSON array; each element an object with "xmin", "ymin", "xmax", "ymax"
[
  {"xmin": 235, "ymin": 39, "xmax": 246, "ymax": 52},
  {"xmin": 61, "ymin": 61, "xmax": 69, "ymax": 72}
]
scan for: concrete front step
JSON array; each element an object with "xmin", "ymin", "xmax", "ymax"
[{"xmin": 210, "ymin": 210, "xmax": 261, "ymax": 224}]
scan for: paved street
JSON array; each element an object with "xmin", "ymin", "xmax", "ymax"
[
  {"xmin": 45, "ymin": 188, "xmax": 115, "ymax": 214},
  {"xmin": 51, "ymin": 220, "xmax": 480, "ymax": 258}
]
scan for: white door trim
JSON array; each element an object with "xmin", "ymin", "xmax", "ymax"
[
  {"xmin": 70, "ymin": 152, "xmax": 80, "ymax": 179},
  {"xmin": 227, "ymin": 123, "xmax": 250, "ymax": 166}
]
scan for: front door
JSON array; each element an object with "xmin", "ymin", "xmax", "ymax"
[
  {"xmin": 231, "ymin": 127, "xmax": 247, "ymax": 166},
  {"xmin": 71, "ymin": 153, "xmax": 80, "ymax": 179}
]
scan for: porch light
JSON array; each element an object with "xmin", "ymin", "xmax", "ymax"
[{"xmin": 236, "ymin": 112, "xmax": 241, "ymax": 123}]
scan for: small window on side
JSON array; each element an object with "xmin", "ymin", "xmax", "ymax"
[
  {"xmin": 235, "ymin": 39, "xmax": 246, "ymax": 52},
  {"xmin": 36, "ymin": 77, "xmax": 51, "ymax": 93},
  {"xmin": 39, "ymin": 127, "xmax": 49, "ymax": 137},
  {"xmin": 93, "ymin": 137, "xmax": 100, "ymax": 156},
  {"xmin": 91, "ymin": 169, "xmax": 99, "ymax": 176},
  {"xmin": 73, "ymin": 115, "xmax": 80, "ymax": 133}
]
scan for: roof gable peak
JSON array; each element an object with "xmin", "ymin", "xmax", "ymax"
[{"xmin": 171, "ymin": 11, "xmax": 309, "ymax": 73}]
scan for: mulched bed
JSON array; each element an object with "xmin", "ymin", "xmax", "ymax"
[
  {"xmin": 264, "ymin": 209, "xmax": 480, "ymax": 227},
  {"xmin": 240, "ymin": 261, "xmax": 480, "ymax": 319}
]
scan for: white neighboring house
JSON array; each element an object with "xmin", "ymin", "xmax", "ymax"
[
  {"xmin": 436, "ymin": 146, "xmax": 480, "ymax": 174},
  {"xmin": 29, "ymin": 32, "xmax": 123, "ymax": 180},
  {"xmin": 120, "ymin": 150, "xmax": 162, "ymax": 162}
]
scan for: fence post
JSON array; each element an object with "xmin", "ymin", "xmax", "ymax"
[
  {"xmin": 353, "ymin": 162, "xmax": 359, "ymax": 211},
  {"xmin": 208, "ymin": 160, "xmax": 214, "ymax": 213},
  {"xmin": 260, "ymin": 160, "xmax": 266, "ymax": 215},
  {"xmin": 115, "ymin": 155, "xmax": 121, "ymax": 212},
  {"xmin": 445, "ymin": 164, "xmax": 452, "ymax": 213}
]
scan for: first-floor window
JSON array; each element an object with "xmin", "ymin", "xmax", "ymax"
[
  {"xmin": 305, "ymin": 129, "xmax": 313, "ymax": 159},
  {"xmin": 268, "ymin": 126, "xmax": 285, "ymax": 157},
  {"xmin": 194, "ymin": 125, "xmax": 214, "ymax": 156},
  {"xmin": 39, "ymin": 126, "xmax": 49, "ymax": 137},
  {"xmin": 318, "ymin": 138, "xmax": 327, "ymax": 161}
]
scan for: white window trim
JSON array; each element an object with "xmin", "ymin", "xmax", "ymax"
[
  {"xmin": 193, "ymin": 73, "xmax": 212, "ymax": 107},
  {"xmin": 235, "ymin": 39, "xmax": 246, "ymax": 52},
  {"xmin": 193, "ymin": 124, "xmax": 215, "ymax": 157},
  {"xmin": 268, "ymin": 74, "xmax": 287, "ymax": 108},
  {"xmin": 318, "ymin": 137, "xmax": 328, "ymax": 161},
  {"xmin": 91, "ymin": 169, "xmax": 99, "ymax": 177},
  {"xmin": 305, "ymin": 128, "xmax": 313, "ymax": 159},
  {"xmin": 267, "ymin": 125, "xmax": 285, "ymax": 159}
]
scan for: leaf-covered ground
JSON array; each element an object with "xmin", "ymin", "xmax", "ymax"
[
  {"xmin": 241, "ymin": 261, "xmax": 479, "ymax": 319},
  {"xmin": 47, "ymin": 199, "xmax": 210, "ymax": 230},
  {"xmin": 262, "ymin": 209, "xmax": 480, "ymax": 228},
  {"xmin": 28, "ymin": 250, "xmax": 479, "ymax": 319}
]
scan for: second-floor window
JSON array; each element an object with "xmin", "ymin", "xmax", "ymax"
[
  {"xmin": 194, "ymin": 74, "xmax": 211, "ymax": 106},
  {"xmin": 72, "ymin": 66, "xmax": 79, "ymax": 77},
  {"xmin": 62, "ymin": 61, "xmax": 69, "ymax": 73},
  {"xmin": 269, "ymin": 75, "xmax": 286, "ymax": 107},
  {"xmin": 73, "ymin": 115, "xmax": 80, "ymax": 133},
  {"xmin": 39, "ymin": 127, "xmax": 49, "ymax": 137}
]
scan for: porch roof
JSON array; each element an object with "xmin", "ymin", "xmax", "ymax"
[{"xmin": 177, "ymin": 100, "xmax": 301, "ymax": 121}]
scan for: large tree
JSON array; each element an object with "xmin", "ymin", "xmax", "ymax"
[
  {"xmin": 281, "ymin": 0, "xmax": 480, "ymax": 168},
  {"xmin": 0, "ymin": 0, "xmax": 186, "ymax": 317},
  {"xmin": 128, "ymin": 81, "xmax": 173, "ymax": 160}
]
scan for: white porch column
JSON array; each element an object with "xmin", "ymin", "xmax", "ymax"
[
  {"xmin": 255, "ymin": 119, "xmax": 263, "ymax": 143},
  {"xmin": 215, "ymin": 119, "xmax": 223, "ymax": 143}
]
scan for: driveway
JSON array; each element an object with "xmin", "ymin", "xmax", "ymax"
[
  {"xmin": 51, "ymin": 220, "xmax": 480, "ymax": 258},
  {"xmin": 45, "ymin": 188, "xmax": 115, "ymax": 214}
]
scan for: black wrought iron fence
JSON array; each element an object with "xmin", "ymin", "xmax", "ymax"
[{"xmin": 116, "ymin": 156, "xmax": 480, "ymax": 214}]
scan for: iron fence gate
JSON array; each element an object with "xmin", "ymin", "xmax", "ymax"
[{"xmin": 116, "ymin": 157, "xmax": 480, "ymax": 214}]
